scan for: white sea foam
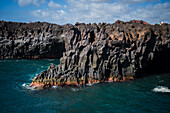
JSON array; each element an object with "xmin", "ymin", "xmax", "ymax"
[
  {"xmin": 22, "ymin": 83, "xmax": 26, "ymax": 87},
  {"xmin": 71, "ymin": 88, "xmax": 77, "ymax": 91},
  {"xmin": 152, "ymin": 86, "xmax": 170, "ymax": 93},
  {"xmin": 52, "ymin": 86, "xmax": 58, "ymax": 89},
  {"xmin": 71, "ymin": 88, "xmax": 81, "ymax": 92},
  {"xmin": 22, "ymin": 83, "xmax": 36, "ymax": 90},
  {"xmin": 86, "ymin": 81, "xmax": 100, "ymax": 86},
  {"xmin": 86, "ymin": 83, "xmax": 93, "ymax": 86}
]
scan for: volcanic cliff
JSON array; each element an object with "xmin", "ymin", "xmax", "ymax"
[
  {"xmin": 0, "ymin": 21, "xmax": 65, "ymax": 59},
  {"xmin": 0, "ymin": 20, "xmax": 170, "ymax": 88}
]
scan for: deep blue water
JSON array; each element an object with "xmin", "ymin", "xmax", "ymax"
[{"xmin": 0, "ymin": 59, "xmax": 170, "ymax": 113}]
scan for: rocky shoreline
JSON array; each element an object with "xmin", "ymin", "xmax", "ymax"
[
  {"xmin": 1, "ymin": 20, "xmax": 170, "ymax": 89},
  {"xmin": 0, "ymin": 21, "xmax": 65, "ymax": 59}
]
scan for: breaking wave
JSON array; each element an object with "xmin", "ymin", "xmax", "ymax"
[
  {"xmin": 152, "ymin": 86, "xmax": 170, "ymax": 93},
  {"xmin": 22, "ymin": 83, "xmax": 36, "ymax": 90}
]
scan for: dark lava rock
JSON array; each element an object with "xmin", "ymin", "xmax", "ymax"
[
  {"xmin": 1, "ymin": 20, "xmax": 170, "ymax": 88},
  {"xmin": 0, "ymin": 21, "xmax": 65, "ymax": 59}
]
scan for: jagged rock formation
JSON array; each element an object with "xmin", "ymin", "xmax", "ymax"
[
  {"xmin": 30, "ymin": 21, "xmax": 170, "ymax": 88},
  {"xmin": 0, "ymin": 20, "xmax": 170, "ymax": 88},
  {"xmin": 0, "ymin": 21, "xmax": 65, "ymax": 59}
]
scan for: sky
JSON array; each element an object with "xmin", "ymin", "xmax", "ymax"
[{"xmin": 0, "ymin": 0, "xmax": 170, "ymax": 25}]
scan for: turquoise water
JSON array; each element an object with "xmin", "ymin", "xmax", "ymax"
[{"xmin": 0, "ymin": 59, "xmax": 170, "ymax": 113}]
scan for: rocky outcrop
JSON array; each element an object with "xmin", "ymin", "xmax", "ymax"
[
  {"xmin": 29, "ymin": 20, "xmax": 170, "ymax": 88},
  {"xmin": 0, "ymin": 21, "xmax": 66, "ymax": 59},
  {"xmin": 1, "ymin": 20, "xmax": 170, "ymax": 88}
]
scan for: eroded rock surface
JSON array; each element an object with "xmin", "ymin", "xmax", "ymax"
[
  {"xmin": 30, "ymin": 21, "xmax": 170, "ymax": 88},
  {"xmin": 1, "ymin": 20, "xmax": 170, "ymax": 88},
  {"xmin": 0, "ymin": 21, "xmax": 66, "ymax": 59}
]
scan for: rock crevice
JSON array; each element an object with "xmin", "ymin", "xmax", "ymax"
[
  {"xmin": 1, "ymin": 20, "xmax": 170, "ymax": 88},
  {"xmin": 30, "ymin": 21, "xmax": 170, "ymax": 88},
  {"xmin": 0, "ymin": 21, "xmax": 66, "ymax": 59}
]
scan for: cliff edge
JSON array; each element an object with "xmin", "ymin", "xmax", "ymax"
[
  {"xmin": 1, "ymin": 20, "xmax": 170, "ymax": 88},
  {"xmin": 0, "ymin": 21, "xmax": 65, "ymax": 59}
]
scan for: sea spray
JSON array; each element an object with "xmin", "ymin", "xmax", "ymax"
[{"xmin": 152, "ymin": 86, "xmax": 170, "ymax": 93}]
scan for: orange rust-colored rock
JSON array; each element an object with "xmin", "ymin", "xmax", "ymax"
[
  {"xmin": 108, "ymin": 77, "xmax": 113, "ymax": 82},
  {"xmin": 29, "ymin": 82, "xmax": 45, "ymax": 87},
  {"xmin": 65, "ymin": 81, "xmax": 79, "ymax": 86},
  {"xmin": 130, "ymin": 20, "xmax": 151, "ymax": 25},
  {"xmin": 29, "ymin": 75, "xmax": 135, "ymax": 89}
]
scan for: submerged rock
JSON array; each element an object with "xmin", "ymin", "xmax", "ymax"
[{"xmin": 1, "ymin": 20, "xmax": 170, "ymax": 89}]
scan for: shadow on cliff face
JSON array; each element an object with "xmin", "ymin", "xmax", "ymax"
[
  {"xmin": 7, "ymin": 20, "xmax": 168, "ymax": 88},
  {"xmin": 0, "ymin": 21, "xmax": 66, "ymax": 59},
  {"xmin": 136, "ymin": 48, "xmax": 170, "ymax": 78}
]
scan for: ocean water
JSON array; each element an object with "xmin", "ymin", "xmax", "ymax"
[{"xmin": 0, "ymin": 59, "xmax": 170, "ymax": 113}]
